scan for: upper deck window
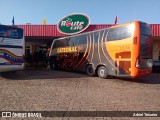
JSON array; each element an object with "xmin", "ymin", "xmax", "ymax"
[{"xmin": 107, "ymin": 24, "xmax": 134, "ymax": 41}]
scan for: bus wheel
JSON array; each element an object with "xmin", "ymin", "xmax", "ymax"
[
  {"xmin": 97, "ymin": 66, "xmax": 108, "ymax": 79},
  {"xmin": 86, "ymin": 65, "xmax": 95, "ymax": 76}
]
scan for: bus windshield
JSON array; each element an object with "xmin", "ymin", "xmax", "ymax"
[{"xmin": 0, "ymin": 25, "xmax": 23, "ymax": 39}]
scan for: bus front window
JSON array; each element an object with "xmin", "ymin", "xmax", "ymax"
[{"xmin": 140, "ymin": 35, "xmax": 153, "ymax": 58}]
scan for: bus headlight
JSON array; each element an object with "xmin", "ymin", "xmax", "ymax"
[{"xmin": 136, "ymin": 59, "xmax": 140, "ymax": 68}]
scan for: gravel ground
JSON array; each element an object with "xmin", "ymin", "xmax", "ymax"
[{"xmin": 0, "ymin": 69, "xmax": 160, "ymax": 120}]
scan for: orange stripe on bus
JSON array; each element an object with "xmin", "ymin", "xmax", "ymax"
[
  {"xmin": 101, "ymin": 31, "xmax": 118, "ymax": 71},
  {"xmin": 87, "ymin": 34, "xmax": 92, "ymax": 62},
  {"xmin": 98, "ymin": 31, "xmax": 102, "ymax": 63},
  {"xmin": 90, "ymin": 33, "xmax": 94, "ymax": 63},
  {"xmin": 78, "ymin": 34, "xmax": 92, "ymax": 68}
]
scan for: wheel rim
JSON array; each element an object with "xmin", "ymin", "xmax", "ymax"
[
  {"xmin": 98, "ymin": 66, "xmax": 108, "ymax": 78},
  {"xmin": 100, "ymin": 69, "xmax": 105, "ymax": 76}
]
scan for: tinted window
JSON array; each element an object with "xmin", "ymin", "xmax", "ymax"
[
  {"xmin": 140, "ymin": 23, "xmax": 153, "ymax": 59},
  {"xmin": 69, "ymin": 35, "xmax": 87, "ymax": 46},
  {"xmin": 82, "ymin": 35, "xmax": 87, "ymax": 45},
  {"xmin": 61, "ymin": 38, "xmax": 70, "ymax": 47},
  {"xmin": 77, "ymin": 35, "xmax": 87, "ymax": 45},
  {"xmin": 0, "ymin": 25, "xmax": 23, "ymax": 39},
  {"xmin": 107, "ymin": 25, "xmax": 133, "ymax": 41},
  {"xmin": 140, "ymin": 45, "xmax": 152, "ymax": 58},
  {"xmin": 93, "ymin": 30, "xmax": 108, "ymax": 43},
  {"xmin": 140, "ymin": 22, "xmax": 152, "ymax": 36},
  {"xmin": 140, "ymin": 27, "xmax": 152, "ymax": 35},
  {"xmin": 69, "ymin": 37, "xmax": 75, "ymax": 46},
  {"xmin": 102, "ymin": 29, "xmax": 109, "ymax": 42},
  {"xmin": 53, "ymin": 38, "xmax": 71, "ymax": 48},
  {"xmin": 94, "ymin": 31, "xmax": 99, "ymax": 43},
  {"xmin": 140, "ymin": 35, "xmax": 152, "ymax": 45},
  {"xmin": 53, "ymin": 40, "xmax": 62, "ymax": 48}
]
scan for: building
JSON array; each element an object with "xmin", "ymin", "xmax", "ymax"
[{"xmin": 17, "ymin": 24, "xmax": 160, "ymax": 62}]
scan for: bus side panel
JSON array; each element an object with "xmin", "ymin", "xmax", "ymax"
[
  {"xmin": 80, "ymin": 29, "xmax": 118, "ymax": 76},
  {"xmin": 105, "ymin": 40, "xmax": 133, "ymax": 77}
]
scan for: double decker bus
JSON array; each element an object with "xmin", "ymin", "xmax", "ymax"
[
  {"xmin": 49, "ymin": 21, "xmax": 153, "ymax": 78},
  {"xmin": 0, "ymin": 25, "xmax": 25, "ymax": 72}
]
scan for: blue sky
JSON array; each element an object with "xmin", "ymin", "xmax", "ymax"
[{"xmin": 0, "ymin": 0, "xmax": 159, "ymax": 25}]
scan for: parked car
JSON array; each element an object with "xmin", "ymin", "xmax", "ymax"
[{"xmin": 152, "ymin": 61, "xmax": 160, "ymax": 73}]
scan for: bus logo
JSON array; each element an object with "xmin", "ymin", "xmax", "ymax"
[{"xmin": 57, "ymin": 13, "xmax": 90, "ymax": 35}]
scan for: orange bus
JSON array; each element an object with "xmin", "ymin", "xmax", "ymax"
[{"xmin": 49, "ymin": 21, "xmax": 153, "ymax": 78}]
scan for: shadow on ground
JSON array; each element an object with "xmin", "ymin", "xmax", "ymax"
[
  {"xmin": 0, "ymin": 68, "xmax": 88, "ymax": 80},
  {"xmin": 118, "ymin": 73, "xmax": 160, "ymax": 84},
  {"xmin": 1, "ymin": 68, "xmax": 160, "ymax": 84}
]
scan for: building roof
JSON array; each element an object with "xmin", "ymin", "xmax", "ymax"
[{"xmin": 17, "ymin": 24, "xmax": 160, "ymax": 37}]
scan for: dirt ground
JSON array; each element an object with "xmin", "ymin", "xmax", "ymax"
[{"xmin": 0, "ymin": 69, "xmax": 160, "ymax": 120}]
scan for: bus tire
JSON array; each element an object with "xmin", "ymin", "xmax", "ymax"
[
  {"xmin": 97, "ymin": 66, "xmax": 108, "ymax": 79},
  {"xmin": 86, "ymin": 65, "xmax": 95, "ymax": 76}
]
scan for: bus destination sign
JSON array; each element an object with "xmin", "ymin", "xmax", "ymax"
[{"xmin": 57, "ymin": 13, "xmax": 90, "ymax": 35}]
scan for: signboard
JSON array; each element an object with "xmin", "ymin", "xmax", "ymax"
[{"xmin": 57, "ymin": 13, "xmax": 90, "ymax": 35}]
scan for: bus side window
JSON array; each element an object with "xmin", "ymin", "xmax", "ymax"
[
  {"xmin": 120, "ymin": 26, "xmax": 132, "ymax": 39},
  {"xmin": 69, "ymin": 37, "xmax": 75, "ymax": 46},
  {"xmin": 53, "ymin": 40, "xmax": 61, "ymax": 48},
  {"xmin": 107, "ymin": 28, "xmax": 115, "ymax": 41},
  {"xmin": 107, "ymin": 25, "xmax": 132, "ymax": 41},
  {"xmin": 79, "ymin": 35, "xmax": 86, "ymax": 45},
  {"xmin": 70, "ymin": 35, "xmax": 87, "ymax": 46},
  {"xmin": 62, "ymin": 38, "xmax": 70, "ymax": 47},
  {"xmin": 73, "ymin": 37, "xmax": 79, "ymax": 46},
  {"xmin": 94, "ymin": 32, "xmax": 99, "ymax": 43}
]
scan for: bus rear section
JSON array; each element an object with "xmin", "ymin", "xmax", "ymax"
[
  {"xmin": 0, "ymin": 25, "xmax": 25, "ymax": 72},
  {"xmin": 132, "ymin": 21, "xmax": 153, "ymax": 77},
  {"xmin": 49, "ymin": 21, "xmax": 153, "ymax": 79}
]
